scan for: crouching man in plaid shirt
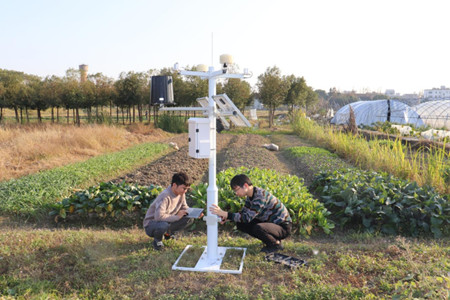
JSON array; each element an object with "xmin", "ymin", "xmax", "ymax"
[{"xmin": 210, "ymin": 174, "xmax": 292, "ymax": 253}]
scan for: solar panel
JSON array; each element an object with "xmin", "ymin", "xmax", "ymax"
[
  {"xmin": 196, "ymin": 97, "xmax": 210, "ymax": 111},
  {"xmin": 196, "ymin": 97, "xmax": 230, "ymax": 129},
  {"xmin": 212, "ymin": 94, "xmax": 251, "ymax": 127}
]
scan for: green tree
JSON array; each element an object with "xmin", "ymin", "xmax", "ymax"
[
  {"xmin": 327, "ymin": 88, "xmax": 359, "ymax": 109},
  {"xmin": 185, "ymin": 69, "xmax": 208, "ymax": 106},
  {"xmin": 16, "ymin": 74, "xmax": 42, "ymax": 123},
  {"xmin": 41, "ymin": 76, "xmax": 63, "ymax": 123},
  {"xmin": 223, "ymin": 78, "xmax": 252, "ymax": 111},
  {"xmin": 315, "ymin": 89, "xmax": 327, "ymax": 101},
  {"xmin": 27, "ymin": 75, "xmax": 47, "ymax": 123},
  {"xmin": 87, "ymin": 73, "xmax": 116, "ymax": 123},
  {"xmin": 304, "ymin": 87, "xmax": 319, "ymax": 111},
  {"xmin": 80, "ymin": 80, "xmax": 96, "ymax": 123},
  {"xmin": 115, "ymin": 71, "xmax": 149, "ymax": 124},
  {"xmin": 284, "ymin": 75, "xmax": 308, "ymax": 113},
  {"xmin": 257, "ymin": 66, "xmax": 289, "ymax": 128},
  {"xmin": 61, "ymin": 69, "xmax": 83, "ymax": 124},
  {"xmin": 0, "ymin": 70, "xmax": 25, "ymax": 122}
]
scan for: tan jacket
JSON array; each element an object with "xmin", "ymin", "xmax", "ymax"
[{"xmin": 143, "ymin": 186, "xmax": 189, "ymax": 228}]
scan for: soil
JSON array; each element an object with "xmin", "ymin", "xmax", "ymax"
[{"xmin": 112, "ymin": 132, "xmax": 317, "ymax": 188}]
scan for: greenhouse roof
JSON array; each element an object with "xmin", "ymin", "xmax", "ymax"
[
  {"xmin": 411, "ymin": 100, "xmax": 450, "ymax": 130},
  {"xmin": 330, "ymin": 100, "xmax": 425, "ymax": 127}
]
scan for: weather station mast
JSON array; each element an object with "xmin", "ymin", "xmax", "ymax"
[{"xmin": 159, "ymin": 54, "xmax": 252, "ymax": 274}]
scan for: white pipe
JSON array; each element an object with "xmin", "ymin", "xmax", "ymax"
[
  {"xmin": 206, "ymin": 66, "xmax": 219, "ymax": 261},
  {"xmin": 180, "ymin": 63, "xmax": 248, "ymax": 264}
]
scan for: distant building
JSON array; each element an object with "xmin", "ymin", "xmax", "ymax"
[
  {"xmin": 385, "ymin": 89, "xmax": 396, "ymax": 97},
  {"xmin": 79, "ymin": 64, "xmax": 88, "ymax": 83},
  {"xmin": 424, "ymin": 86, "xmax": 450, "ymax": 100},
  {"xmin": 252, "ymin": 98, "xmax": 264, "ymax": 109}
]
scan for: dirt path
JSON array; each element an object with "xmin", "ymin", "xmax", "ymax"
[{"xmin": 112, "ymin": 133, "xmax": 315, "ymax": 187}]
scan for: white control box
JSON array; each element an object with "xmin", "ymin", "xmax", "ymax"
[{"xmin": 188, "ymin": 118, "xmax": 210, "ymax": 159}]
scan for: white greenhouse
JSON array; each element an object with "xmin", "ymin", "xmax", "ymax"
[
  {"xmin": 330, "ymin": 100, "xmax": 425, "ymax": 127},
  {"xmin": 411, "ymin": 100, "xmax": 450, "ymax": 130}
]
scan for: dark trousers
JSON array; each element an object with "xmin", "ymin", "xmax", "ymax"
[
  {"xmin": 144, "ymin": 217, "xmax": 193, "ymax": 242},
  {"xmin": 236, "ymin": 219, "xmax": 292, "ymax": 246}
]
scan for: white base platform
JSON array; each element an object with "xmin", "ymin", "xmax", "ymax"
[{"xmin": 172, "ymin": 245, "xmax": 246, "ymax": 274}]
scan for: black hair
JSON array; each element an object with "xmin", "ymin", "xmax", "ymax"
[
  {"xmin": 171, "ymin": 172, "xmax": 191, "ymax": 186},
  {"xmin": 230, "ymin": 174, "xmax": 252, "ymax": 189}
]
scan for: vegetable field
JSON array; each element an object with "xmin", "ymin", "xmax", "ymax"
[{"xmin": 0, "ymin": 127, "xmax": 448, "ymax": 299}]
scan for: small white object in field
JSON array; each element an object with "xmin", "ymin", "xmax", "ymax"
[
  {"xmin": 391, "ymin": 124, "xmax": 412, "ymax": 136},
  {"xmin": 421, "ymin": 129, "xmax": 450, "ymax": 140},
  {"xmin": 262, "ymin": 143, "xmax": 279, "ymax": 151},
  {"xmin": 169, "ymin": 142, "xmax": 179, "ymax": 150}
]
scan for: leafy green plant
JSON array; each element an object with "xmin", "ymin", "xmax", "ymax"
[
  {"xmin": 49, "ymin": 181, "xmax": 163, "ymax": 221},
  {"xmin": 189, "ymin": 166, "xmax": 334, "ymax": 236},
  {"xmin": 311, "ymin": 168, "xmax": 449, "ymax": 237}
]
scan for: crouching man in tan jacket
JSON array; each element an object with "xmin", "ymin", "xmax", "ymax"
[{"xmin": 143, "ymin": 172, "xmax": 201, "ymax": 250}]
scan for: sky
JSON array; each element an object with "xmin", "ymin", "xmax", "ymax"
[{"xmin": 1, "ymin": 0, "xmax": 449, "ymax": 95}]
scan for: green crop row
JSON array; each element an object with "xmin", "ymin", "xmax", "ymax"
[
  {"xmin": 52, "ymin": 167, "xmax": 334, "ymax": 236},
  {"xmin": 50, "ymin": 181, "xmax": 163, "ymax": 221},
  {"xmin": 190, "ymin": 166, "xmax": 334, "ymax": 236},
  {"xmin": 311, "ymin": 168, "xmax": 449, "ymax": 238},
  {"xmin": 0, "ymin": 142, "xmax": 169, "ymax": 218}
]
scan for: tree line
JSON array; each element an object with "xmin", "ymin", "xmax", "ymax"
[{"xmin": 1, "ymin": 65, "xmax": 365, "ymax": 127}]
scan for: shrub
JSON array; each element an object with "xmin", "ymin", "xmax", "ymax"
[
  {"xmin": 311, "ymin": 168, "xmax": 449, "ymax": 237},
  {"xmin": 156, "ymin": 114, "xmax": 187, "ymax": 133}
]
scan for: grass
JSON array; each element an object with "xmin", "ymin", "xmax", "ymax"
[
  {"xmin": 0, "ymin": 122, "xmax": 170, "ymax": 181},
  {"xmin": 0, "ymin": 142, "xmax": 170, "ymax": 218},
  {"xmin": 0, "ymin": 228, "xmax": 447, "ymax": 299},
  {"xmin": 175, "ymin": 245, "xmax": 204, "ymax": 268},
  {"xmin": 221, "ymin": 248, "xmax": 245, "ymax": 270}
]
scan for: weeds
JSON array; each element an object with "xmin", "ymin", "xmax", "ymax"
[{"xmin": 156, "ymin": 114, "xmax": 187, "ymax": 133}]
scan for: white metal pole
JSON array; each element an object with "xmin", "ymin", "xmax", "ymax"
[
  {"xmin": 171, "ymin": 63, "xmax": 250, "ymax": 273},
  {"xmin": 206, "ymin": 66, "xmax": 219, "ymax": 260}
]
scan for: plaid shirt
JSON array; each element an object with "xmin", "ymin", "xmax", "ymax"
[{"xmin": 230, "ymin": 187, "xmax": 292, "ymax": 224}]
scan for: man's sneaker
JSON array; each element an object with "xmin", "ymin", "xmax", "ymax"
[
  {"xmin": 153, "ymin": 239, "xmax": 164, "ymax": 250},
  {"xmin": 261, "ymin": 242, "xmax": 283, "ymax": 253}
]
